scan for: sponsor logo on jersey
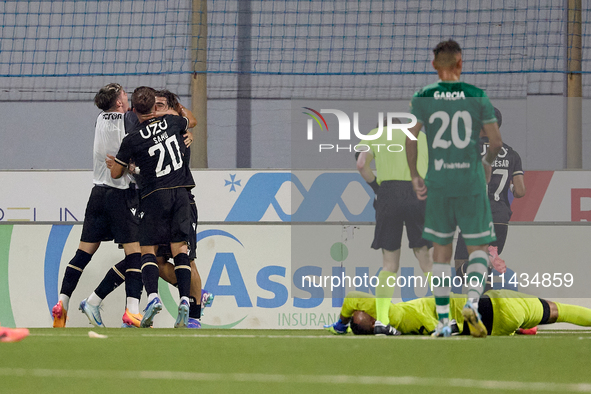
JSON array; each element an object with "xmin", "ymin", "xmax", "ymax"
[
  {"xmin": 434, "ymin": 159, "xmax": 470, "ymax": 171},
  {"xmin": 434, "ymin": 159, "xmax": 444, "ymax": 171},
  {"xmin": 102, "ymin": 113, "xmax": 123, "ymax": 120}
]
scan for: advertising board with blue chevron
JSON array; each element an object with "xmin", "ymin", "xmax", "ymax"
[
  {"xmin": 2, "ymin": 170, "xmax": 591, "ymax": 223},
  {"xmin": 0, "ymin": 170, "xmax": 378, "ymax": 223}
]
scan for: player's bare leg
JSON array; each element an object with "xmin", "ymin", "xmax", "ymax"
[
  {"xmin": 413, "ymin": 245, "xmax": 433, "ymax": 288},
  {"xmin": 157, "ymin": 258, "xmax": 176, "ymax": 286}
]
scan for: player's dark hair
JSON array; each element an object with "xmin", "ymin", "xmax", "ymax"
[
  {"xmin": 350, "ymin": 320, "xmax": 371, "ymax": 335},
  {"xmin": 350, "ymin": 311, "xmax": 375, "ymax": 335},
  {"xmin": 433, "ymin": 40, "xmax": 462, "ymax": 57},
  {"xmin": 433, "ymin": 40, "xmax": 462, "ymax": 68},
  {"xmin": 94, "ymin": 83, "xmax": 123, "ymax": 111},
  {"xmin": 132, "ymin": 86, "xmax": 156, "ymax": 115},
  {"xmin": 494, "ymin": 107, "xmax": 503, "ymax": 128},
  {"xmin": 155, "ymin": 89, "xmax": 180, "ymax": 111}
]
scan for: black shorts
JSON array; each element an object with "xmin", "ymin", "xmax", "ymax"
[
  {"xmin": 371, "ymin": 180, "xmax": 431, "ymax": 251},
  {"xmin": 538, "ymin": 298, "xmax": 551, "ymax": 325},
  {"xmin": 491, "ymin": 202, "xmax": 512, "ymax": 224},
  {"xmin": 139, "ymin": 188, "xmax": 191, "ymax": 247},
  {"xmin": 454, "ymin": 222, "xmax": 509, "ymax": 260},
  {"xmin": 80, "ymin": 185, "xmax": 139, "ymax": 244},
  {"xmin": 157, "ymin": 194, "xmax": 198, "ymax": 260}
]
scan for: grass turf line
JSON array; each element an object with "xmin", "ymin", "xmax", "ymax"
[{"xmin": 0, "ymin": 328, "xmax": 589, "ymax": 394}]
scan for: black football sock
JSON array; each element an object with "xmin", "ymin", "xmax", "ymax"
[
  {"xmin": 189, "ymin": 296, "xmax": 202, "ymax": 319},
  {"xmin": 60, "ymin": 249, "xmax": 93, "ymax": 297},
  {"xmin": 94, "ymin": 259, "xmax": 126, "ymax": 299},
  {"xmin": 124, "ymin": 253, "xmax": 143, "ymax": 300},
  {"xmin": 173, "ymin": 254, "xmax": 191, "ymax": 299},
  {"xmin": 141, "ymin": 254, "xmax": 160, "ymax": 296}
]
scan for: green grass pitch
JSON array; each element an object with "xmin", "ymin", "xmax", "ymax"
[{"xmin": 1, "ymin": 328, "xmax": 590, "ymax": 394}]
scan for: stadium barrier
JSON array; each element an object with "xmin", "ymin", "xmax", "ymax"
[
  {"xmin": 1, "ymin": 170, "xmax": 590, "ymax": 223},
  {"xmin": 1, "ymin": 170, "xmax": 590, "ymax": 329}
]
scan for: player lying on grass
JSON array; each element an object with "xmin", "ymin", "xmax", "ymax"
[{"xmin": 324, "ymin": 290, "xmax": 591, "ymax": 336}]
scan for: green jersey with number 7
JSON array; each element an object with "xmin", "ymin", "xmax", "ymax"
[{"xmin": 409, "ymin": 81, "xmax": 497, "ymax": 197}]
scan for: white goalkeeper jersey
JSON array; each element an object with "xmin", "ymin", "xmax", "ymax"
[{"xmin": 92, "ymin": 111, "xmax": 135, "ymax": 189}]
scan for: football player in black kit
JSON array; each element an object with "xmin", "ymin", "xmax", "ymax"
[
  {"xmin": 52, "ymin": 83, "xmax": 143, "ymax": 328},
  {"xmin": 152, "ymin": 90, "xmax": 214, "ymax": 328},
  {"xmin": 83, "ymin": 90, "xmax": 213, "ymax": 328},
  {"xmin": 455, "ymin": 107, "xmax": 526, "ymax": 288},
  {"xmin": 110, "ymin": 86, "xmax": 194, "ymax": 328}
]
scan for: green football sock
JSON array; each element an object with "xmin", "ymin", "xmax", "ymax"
[
  {"xmin": 376, "ymin": 270, "xmax": 396, "ymax": 324},
  {"xmin": 466, "ymin": 250, "xmax": 488, "ymax": 307},
  {"xmin": 432, "ymin": 263, "xmax": 451, "ymax": 323}
]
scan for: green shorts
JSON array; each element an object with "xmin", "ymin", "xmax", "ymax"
[{"xmin": 423, "ymin": 190, "xmax": 496, "ymax": 246}]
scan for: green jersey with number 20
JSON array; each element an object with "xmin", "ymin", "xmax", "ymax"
[{"xmin": 410, "ymin": 81, "xmax": 497, "ymax": 197}]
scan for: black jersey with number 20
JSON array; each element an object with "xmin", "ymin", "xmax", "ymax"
[{"xmin": 116, "ymin": 114, "xmax": 190, "ymax": 198}]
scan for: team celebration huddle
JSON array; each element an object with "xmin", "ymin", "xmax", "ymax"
[{"xmin": 50, "ymin": 85, "xmax": 213, "ymax": 330}]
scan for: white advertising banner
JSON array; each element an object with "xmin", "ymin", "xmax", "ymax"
[
  {"xmin": 0, "ymin": 170, "xmax": 373, "ymax": 223},
  {"xmin": 1, "ymin": 223, "xmax": 590, "ymax": 329},
  {"xmin": 1, "ymin": 170, "xmax": 591, "ymax": 223}
]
